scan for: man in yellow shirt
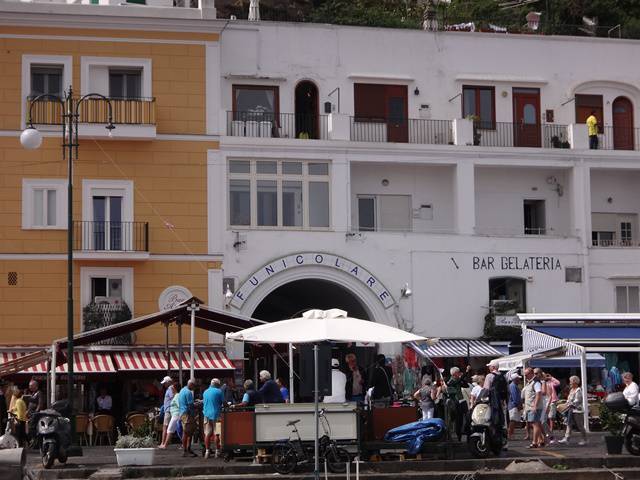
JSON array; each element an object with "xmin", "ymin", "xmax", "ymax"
[{"xmin": 586, "ymin": 110, "xmax": 599, "ymax": 150}]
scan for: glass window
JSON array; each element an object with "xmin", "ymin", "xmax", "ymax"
[
  {"xmin": 30, "ymin": 65, "xmax": 63, "ymax": 97},
  {"xmin": 257, "ymin": 161, "xmax": 277, "ymax": 174},
  {"xmin": 308, "ymin": 163, "xmax": 329, "ymax": 175},
  {"xmin": 282, "ymin": 162, "xmax": 302, "ymax": 175},
  {"xmin": 523, "ymin": 200, "xmax": 546, "ymax": 235},
  {"xmin": 358, "ymin": 197, "xmax": 376, "ymax": 231},
  {"xmin": 309, "ymin": 181, "xmax": 329, "ymax": 228},
  {"xmin": 32, "ymin": 189, "xmax": 57, "ymax": 227},
  {"xmin": 621, "ymin": 222, "xmax": 632, "ymax": 244},
  {"xmin": 91, "ymin": 277, "xmax": 123, "ymax": 301},
  {"xmin": 233, "ymin": 85, "xmax": 278, "ymax": 117},
  {"xmin": 229, "ymin": 180, "xmax": 250, "ymax": 226},
  {"xmin": 462, "ymin": 86, "xmax": 495, "ymax": 129},
  {"xmin": 489, "ymin": 277, "xmax": 526, "ymax": 313},
  {"xmin": 257, "ymin": 180, "xmax": 277, "ymax": 226},
  {"xmin": 109, "ymin": 69, "xmax": 142, "ymax": 99},
  {"xmin": 616, "ymin": 286, "xmax": 640, "ymax": 313},
  {"xmin": 282, "ymin": 181, "xmax": 303, "ymax": 227},
  {"xmin": 229, "ymin": 160, "xmax": 250, "ymax": 174}
]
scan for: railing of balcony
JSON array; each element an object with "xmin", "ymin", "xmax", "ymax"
[
  {"xmin": 350, "ymin": 117, "xmax": 453, "ymax": 144},
  {"xmin": 27, "ymin": 96, "xmax": 156, "ymax": 126},
  {"xmin": 475, "ymin": 122, "xmax": 569, "ymax": 148},
  {"xmin": 227, "ymin": 111, "xmax": 329, "ymax": 139},
  {"xmin": 592, "ymin": 238, "xmax": 638, "ymax": 247},
  {"xmin": 83, "ymin": 301, "xmax": 133, "ymax": 344},
  {"xmin": 73, "ymin": 221, "xmax": 149, "ymax": 252},
  {"xmin": 593, "ymin": 126, "xmax": 640, "ymax": 151}
]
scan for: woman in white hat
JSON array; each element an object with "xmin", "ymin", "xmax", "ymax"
[{"xmin": 159, "ymin": 376, "xmax": 175, "ymax": 449}]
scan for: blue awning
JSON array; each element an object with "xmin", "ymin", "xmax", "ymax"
[
  {"xmin": 533, "ymin": 326, "xmax": 640, "ymax": 344},
  {"xmin": 530, "ymin": 353, "xmax": 605, "ymax": 369}
]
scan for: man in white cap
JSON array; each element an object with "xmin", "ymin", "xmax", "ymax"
[
  {"xmin": 507, "ymin": 372, "xmax": 522, "ymax": 440},
  {"xmin": 159, "ymin": 376, "xmax": 175, "ymax": 449},
  {"xmin": 323, "ymin": 359, "xmax": 347, "ymax": 403}
]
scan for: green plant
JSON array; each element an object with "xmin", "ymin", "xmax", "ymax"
[
  {"xmin": 115, "ymin": 433, "xmax": 156, "ymax": 449},
  {"xmin": 600, "ymin": 402, "xmax": 624, "ymax": 437},
  {"xmin": 83, "ymin": 301, "xmax": 133, "ymax": 344},
  {"xmin": 130, "ymin": 417, "xmax": 155, "ymax": 439}
]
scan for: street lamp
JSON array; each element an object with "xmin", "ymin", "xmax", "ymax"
[{"xmin": 21, "ymin": 86, "xmax": 115, "ymax": 417}]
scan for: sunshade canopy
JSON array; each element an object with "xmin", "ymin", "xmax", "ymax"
[
  {"xmin": 530, "ymin": 353, "xmax": 605, "ymax": 369},
  {"xmin": 227, "ymin": 309, "xmax": 428, "ymax": 344},
  {"xmin": 414, "ymin": 339, "xmax": 502, "ymax": 358}
]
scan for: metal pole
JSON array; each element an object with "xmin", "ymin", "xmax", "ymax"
[
  {"xmin": 313, "ymin": 343, "xmax": 319, "ymax": 480},
  {"xmin": 50, "ymin": 343, "xmax": 57, "ymax": 405},
  {"xmin": 178, "ymin": 322, "xmax": 183, "ymax": 388},
  {"xmin": 579, "ymin": 347, "xmax": 590, "ymax": 433},
  {"xmin": 165, "ymin": 322, "xmax": 170, "ymax": 374},
  {"xmin": 289, "ymin": 343, "xmax": 294, "ymax": 404},
  {"xmin": 66, "ymin": 87, "xmax": 75, "ymax": 413},
  {"xmin": 188, "ymin": 302, "xmax": 199, "ymax": 381}
]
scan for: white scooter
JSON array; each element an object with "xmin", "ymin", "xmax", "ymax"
[{"xmin": 0, "ymin": 413, "xmax": 19, "ymax": 450}]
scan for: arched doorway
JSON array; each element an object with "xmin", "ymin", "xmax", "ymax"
[
  {"xmin": 613, "ymin": 96, "xmax": 634, "ymax": 150},
  {"xmin": 250, "ymin": 278, "xmax": 375, "ymax": 398},
  {"xmin": 294, "ymin": 81, "xmax": 319, "ymax": 139}
]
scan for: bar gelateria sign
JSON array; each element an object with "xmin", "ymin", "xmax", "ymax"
[{"xmin": 231, "ymin": 253, "xmax": 394, "ymax": 309}]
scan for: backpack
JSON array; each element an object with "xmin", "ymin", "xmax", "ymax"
[{"xmin": 493, "ymin": 372, "xmax": 508, "ymax": 402}]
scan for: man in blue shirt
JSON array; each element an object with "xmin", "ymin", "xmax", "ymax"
[
  {"xmin": 258, "ymin": 370, "xmax": 284, "ymax": 403},
  {"xmin": 507, "ymin": 373, "xmax": 522, "ymax": 440},
  {"xmin": 202, "ymin": 378, "xmax": 224, "ymax": 459},
  {"xmin": 178, "ymin": 379, "xmax": 197, "ymax": 457}
]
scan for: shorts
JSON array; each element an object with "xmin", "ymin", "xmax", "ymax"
[
  {"xmin": 548, "ymin": 402, "xmax": 557, "ymax": 418},
  {"xmin": 203, "ymin": 417, "xmax": 221, "ymax": 436},
  {"xmin": 163, "ymin": 411, "xmax": 171, "ymax": 426},
  {"xmin": 508, "ymin": 408, "xmax": 521, "ymax": 422},
  {"xmin": 526, "ymin": 409, "xmax": 543, "ymax": 423},
  {"xmin": 167, "ymin": 414, "xmax": 180, "ymax": 433},
  {"xmin": 540, "ymin": 407, "xmax": 548, "ymax": 423},
  {"xmin": 181, "ymin": 414, "xmax": 195, "ymax": 436}
]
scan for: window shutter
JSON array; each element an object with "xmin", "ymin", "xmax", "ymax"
[{"xmin": 354, "ymin": 83, "xmax": 386, "ymax": 121}]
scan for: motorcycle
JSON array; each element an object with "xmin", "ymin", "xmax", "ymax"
[
  {"xmin": 0, "ymin": 413, "xmax": 19, "ymax": 449},
  {"xmin": 604, "ymin": 392, "xmax": 640, "ymax": 455},
  {"xmin": 467, "ymin": 396, "xmax": 505, "ymax": 458},
  {"xmin": 34, "ymin": 400, "xmax": 72, "ymax": 469}
]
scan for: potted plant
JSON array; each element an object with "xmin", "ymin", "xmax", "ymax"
[
  {"xmin": 114, "ymin": 432, "xmax": 156, "ymax": 466},
  {"xmin": 600, "ymin": 403, "xmax": 624, "ymax": 454}
]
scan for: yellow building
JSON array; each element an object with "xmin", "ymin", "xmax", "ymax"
[{"xmin": 0, "ymin": 1, "xmax": 225, "ymax": 402}]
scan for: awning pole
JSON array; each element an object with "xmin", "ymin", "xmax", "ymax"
[
  {"xmin": 165, "ymin": 322, "xmax": 170, "ymax": 374},
  {"xmin": 188, "ymin": 301, "xmax": 199, "ymax": 381},
  {"xmin": 50, "ymin": 343, "xmax": 57, "ymax": 405},
  {"xmin": 178, "ymin": 322, "xmax": 183, "ymax": 388},
  {"xmin": 289, "ymin": 343, "xmax": 295, "ymax": 404},
  {"xmin": 579, "ymin": 347, "xmax": 589, "ymax": 433},
  {"xmin": 313, "ymin": 343, "xmax": 320, "ymax": 480}
]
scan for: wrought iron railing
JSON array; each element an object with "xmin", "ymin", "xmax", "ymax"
[
  {"xmin": 592, "ymin": 126, "xmax": 639, "ymax": 151},
  {"xmin": 227, "ymin": 111, "xmax": 329, "ymax": 139},
  {"xmin": 73, "ymin": 221, "xmax": 149, "ymax": 252},
  {"xmin": 83, "ymin": 301, "xmax": 133, "ymax": 344},
  {"xmin": 27, "ymin": 96, "xmax": 156, "ymax": 126},
  {"xmin": 592, "ymin": 238, "xmax": 637, "ymax": 247},
  {"xmin": 475, "ymin": 122, "xmax": 569, "ymax": 148},
  {"xmin": 350, "ymin": 117, "xmax": 453, "ymax": 144}
]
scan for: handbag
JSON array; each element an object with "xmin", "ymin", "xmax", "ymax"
[{"xmin": 557, "ymin": 403, "xmax": 570, "ymax": 414}]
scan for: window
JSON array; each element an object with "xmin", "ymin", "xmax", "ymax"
[
  {"xmin": 109, "ymin": 69, "xmax": 142, "ymax": 99},
  {"xmin": 489, "ymin": 277, "xmax": 526, "ymax": 314},
  {"xmin": 523, "ymin": 200, "xmax": 546, "ymax": 235},
  {"xmin": 233, "ymin": 85, "xmax": 279, "ymax": 118},
  {"xmin": 91, "ymin": 277, "xmax": 123, "ymax": 302},
  {"xmin": 621, "ymin": 222, "xmax": 633, "ymax": 245},
  {"xmin": 592, "ymin": 231, "xmax": 615, "ymax": 247},
  {"xmin": 30, "ymin": 65, "xmax": 63, "ymax": 97},
  {"xmin": 228, "ymin": 160, "xmax": 330, "ymax": 229},
  {"xmin": 80, "ymin": 267, "xmax": 133, "ymax": 328},
  {"xmin": 22, "ymin": 179, "xmax": 67, "ymax": 230},
  {"xmin": 575, "ymin": 94, "xmax": 603, "ymax": 133},
  {"xmin": 616, "ymin": 286, "xmax": 640, "ymax": 313},
  {"xmin": 82, "ymin": 180, "xmax": 133, "ymax": 251},
  {"xmin": 354, "ymin": 83, "xmax": 386, "ymax": 122},
  {"xmin": 357, "ymin": 195, "xmax": 412, "ymax": 232},
  {"xmin": 463, "ymin": 85, "xmax": 495, "ymax": 129},
  {"xmin": 565, "ymin": 267, "xmax": 583, "ymax": 283}
]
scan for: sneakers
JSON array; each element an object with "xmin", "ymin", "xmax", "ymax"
[
  {"xmin": 204, "ymin": 449, "xmax": 210, "ymax": 459},
  {"xmin": 557, "ymin": 437, "xmax": 568, "ymax": 444}
]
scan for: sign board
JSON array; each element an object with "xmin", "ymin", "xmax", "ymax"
[
  {"xmin": 158, "ymin": 285, "xmax": 192, "ymax": 311},
  {"xmin": 495, "ymin": 315, "xmax": 520, "ymax": 326}
]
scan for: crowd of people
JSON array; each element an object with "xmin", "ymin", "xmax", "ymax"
[{"xmin": 0, "ymin": 380, "xmax": 46, "ymax": 447}]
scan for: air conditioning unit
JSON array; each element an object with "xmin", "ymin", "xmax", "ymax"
[{"xmin": 94, "ymin": 296, "xmax": 122, "ymax": 306}]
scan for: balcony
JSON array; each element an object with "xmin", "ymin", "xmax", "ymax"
[
  {"xmin": 350, "ymin": 117, "xmax": 453, "ymax": 145},
  {"xmin": 592, "ymin": 239, "xmax": 638, "ymax": 247},
  {"xmin": 592, "ymin": 126, "xmax": 640, "ymax": 151},
  {"xmin": 227, "ymin": 111, "xmax": 329, "ymax": 140},
  {"xmin": 73, "ymin": 221, "xmax": 149, "ymax": 260},
  {"xmin": 83, "ymin": 301, "xmax": 133, "ymax": 344},
  {"xmin": 473, "ymin": 122, "xmax": 569, "ymax": 148},
  {"xmin": 27, "ymin": 96, "xmax": 156, "ymax": 139}
]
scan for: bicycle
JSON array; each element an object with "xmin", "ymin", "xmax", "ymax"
[{"xmin": 271, "ymin": 409, "xmax": 350, "ymax": 474}]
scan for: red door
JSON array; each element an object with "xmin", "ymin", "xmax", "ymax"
[
  {"xmin": 613, "ymin": 97, "xmax": 634, "ymax": 150},
  {"xmin": 385, "ymin": 85, "xmax": 408, "ymax": 143},
  {"xmin": 513, "ymin": 88, "xmax": 541, "ymax": 148}
]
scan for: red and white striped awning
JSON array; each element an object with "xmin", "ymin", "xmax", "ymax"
[
  {"xmin": 113, "ymin": 350, "xmax": 234, "ymax": 371},
  {"xmin": 0, "ymin": 352, "xmax": 115, "ymax": 374}
]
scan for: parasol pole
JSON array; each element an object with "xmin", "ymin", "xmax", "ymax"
[
  {"xmin": 289, "ymin": 343, "xmax": 295, "ymax": 403},
  {"xmin": 313, "ymin": 343, "xmax": 319, "ymax": 480}
]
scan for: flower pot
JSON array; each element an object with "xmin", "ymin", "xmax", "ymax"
[
  {"xmin": 114, "ymin": 447, "xmax": 156, "ymax": 466},
  {"xmin": 604, "ymin": 435, "xmax": 624, "ymax": 455}
]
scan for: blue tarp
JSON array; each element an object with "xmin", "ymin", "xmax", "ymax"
[
  {"xmin": 533, "ymin": 326, "xmax": 640, "ymax": 341},
  {"xmin": 383, "ymin": 418, "xmax": 445, "ymax": 455}
]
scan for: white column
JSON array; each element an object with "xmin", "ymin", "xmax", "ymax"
[
  {"xmin": 568, "ymin": 124, "xmax": 589, "ymax": 150},
  {"xmin": 208, "ymin": 269, "xmax": 225, "ymax": 344},
  {"xmin": 452, "ymin": 118, "xmax": 474, "ymax": 146},
  {"xmin": 331, "ymin": 154, "xmax": 350, "ymax": 232},
  {"xmin": 455, "ymin": 162, "xmax": 475, "ymax": 235},
  {"xmin": 205, "ymin": 42, "xmax": 221, "ymax": 134},
  {"xmin": 328, "ymin": 114, "xmax": 351, "ymax": 141},
  {"xmin": 579, "ymin": 347, "xmax": 590, "ymax": 433},
  {"xmin": 570, "ymin": 162, "xmax": 591, "ymax": 311}
]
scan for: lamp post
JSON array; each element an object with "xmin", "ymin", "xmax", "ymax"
[{"xmin": 21, "ymin": 86, "xmax": 114, "ymax": 415}]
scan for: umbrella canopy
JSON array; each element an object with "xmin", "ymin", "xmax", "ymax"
[{"xmin": 226, "ymin": 308, "xmax": 428, "ymax": 344}]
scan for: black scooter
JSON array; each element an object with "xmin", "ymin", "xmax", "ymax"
[
  {"xmin": 467, "ymin": 395, "xmax": 505, "ymax": 458},
  {"xmin": 605, "ymin": 392, "xmax": 640, "ymax": 455},
  {"xmin": 34, "ymin": 400, "xmax": 72, "ymax": 469}
]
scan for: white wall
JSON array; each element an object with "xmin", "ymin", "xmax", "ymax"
[
  {"xmin": 591, "ymin": 169, "xmax": 640, "ymax": 215},
  {"xmin": 349, "ymin": 163, "xmax": 455, "ymax": 233},
  {"xmin": 221, "ymin": 24, "xmax": 640, "ymax": 126},
  {"xmin": 475, "ymin": 166, "xmax": 572, "ymax": 236}
]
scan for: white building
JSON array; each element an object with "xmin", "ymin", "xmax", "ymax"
[{"xmin": 207, "ymin": 21, "xmax": 640, "ymax": 356}]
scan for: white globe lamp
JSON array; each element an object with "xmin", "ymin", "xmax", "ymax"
[{"xmin": 20, "ymin": 127, "xmax": 43, "ymax": 150}]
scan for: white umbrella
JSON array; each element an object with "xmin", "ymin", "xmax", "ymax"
[{"xmin": 226, "ymin": 309, "xmax": 431, "ymax": 480}]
